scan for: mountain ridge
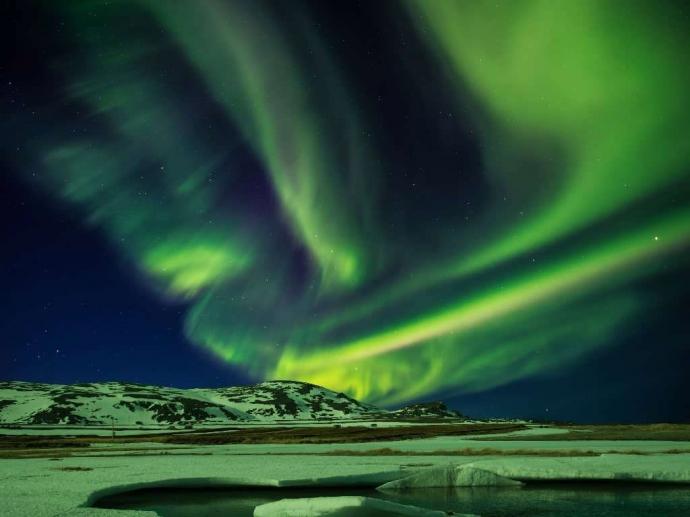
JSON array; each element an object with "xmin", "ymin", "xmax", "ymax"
[
  {"xmin": 0, "ymin": 380, "xmax": 464, "ymax": 426},
  {"xmin": 0, "ymin": 380, "xmax": 465, "ymax": 426},
  {"xmin": 0, "ymin": 380, "xmax": 381, "ymax": 425}
]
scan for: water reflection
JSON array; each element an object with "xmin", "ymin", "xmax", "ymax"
[{"xmin": 94, "ymin": 484, "xmax": 690, "ymax": 516}]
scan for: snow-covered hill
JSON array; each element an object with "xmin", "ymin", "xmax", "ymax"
[{"xmin": 0, "ymin": 380, "xmax": 383, "ymax": 425}]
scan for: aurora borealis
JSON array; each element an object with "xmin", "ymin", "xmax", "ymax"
[{"xmin": 2, "ymin": 1, "xmax": 690, "ymax": 418}]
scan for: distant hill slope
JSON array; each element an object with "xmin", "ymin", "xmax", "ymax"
[
  {"xmin": 0, "ymin": 380, "xmax": 384, "ymax": 425},
  {"xmin": 393, "ymin": 401, "xmax": 465, "ymax": 419}
]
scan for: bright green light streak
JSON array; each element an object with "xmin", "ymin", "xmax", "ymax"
[{"xmin": 274, "ymin": 208, "xmax": 690, "ymax": 383}]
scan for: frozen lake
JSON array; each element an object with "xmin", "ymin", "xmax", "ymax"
[{"xmin": 93, "ymin": 484, "xmax": 690, "ymax": 516}]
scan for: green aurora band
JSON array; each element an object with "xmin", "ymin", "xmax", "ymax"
[{"xmin": 8, "ymin": 0, "xmax": 690, "ymax": 405}]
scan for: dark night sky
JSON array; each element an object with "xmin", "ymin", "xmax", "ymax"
[
  {"xmin": 0, "ymin": 172, "xmax": 254, "ymax": 388},
  {"xmin": 1, "ymin": 1, "xmax": 689, "ymax": 423}
]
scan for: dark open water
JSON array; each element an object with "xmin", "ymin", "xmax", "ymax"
[{"xmin": 93, "ymin": 484, "xmax": 690, "ymax": 516}]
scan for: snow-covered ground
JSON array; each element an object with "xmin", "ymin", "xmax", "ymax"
[
  {"xmin": 45, "ymin": 423, "xmax": 684, "ymax": 456},
  {"xmin": 2, "ymin": 431, "xmax": 690, "ymax": 517}
]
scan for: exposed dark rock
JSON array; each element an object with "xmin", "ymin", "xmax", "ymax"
[{"xmin": 394, "ymin": 401, "xmax": 465, "ymax": 419}]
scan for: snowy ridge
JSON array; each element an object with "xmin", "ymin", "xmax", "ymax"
[
  {"xmin": 0, "ymin": 380, "xmax": 384, "ymax": 425},
  {"xmin": 194, "ymin": 380, "xmax": 381, "ymax": 421}
]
